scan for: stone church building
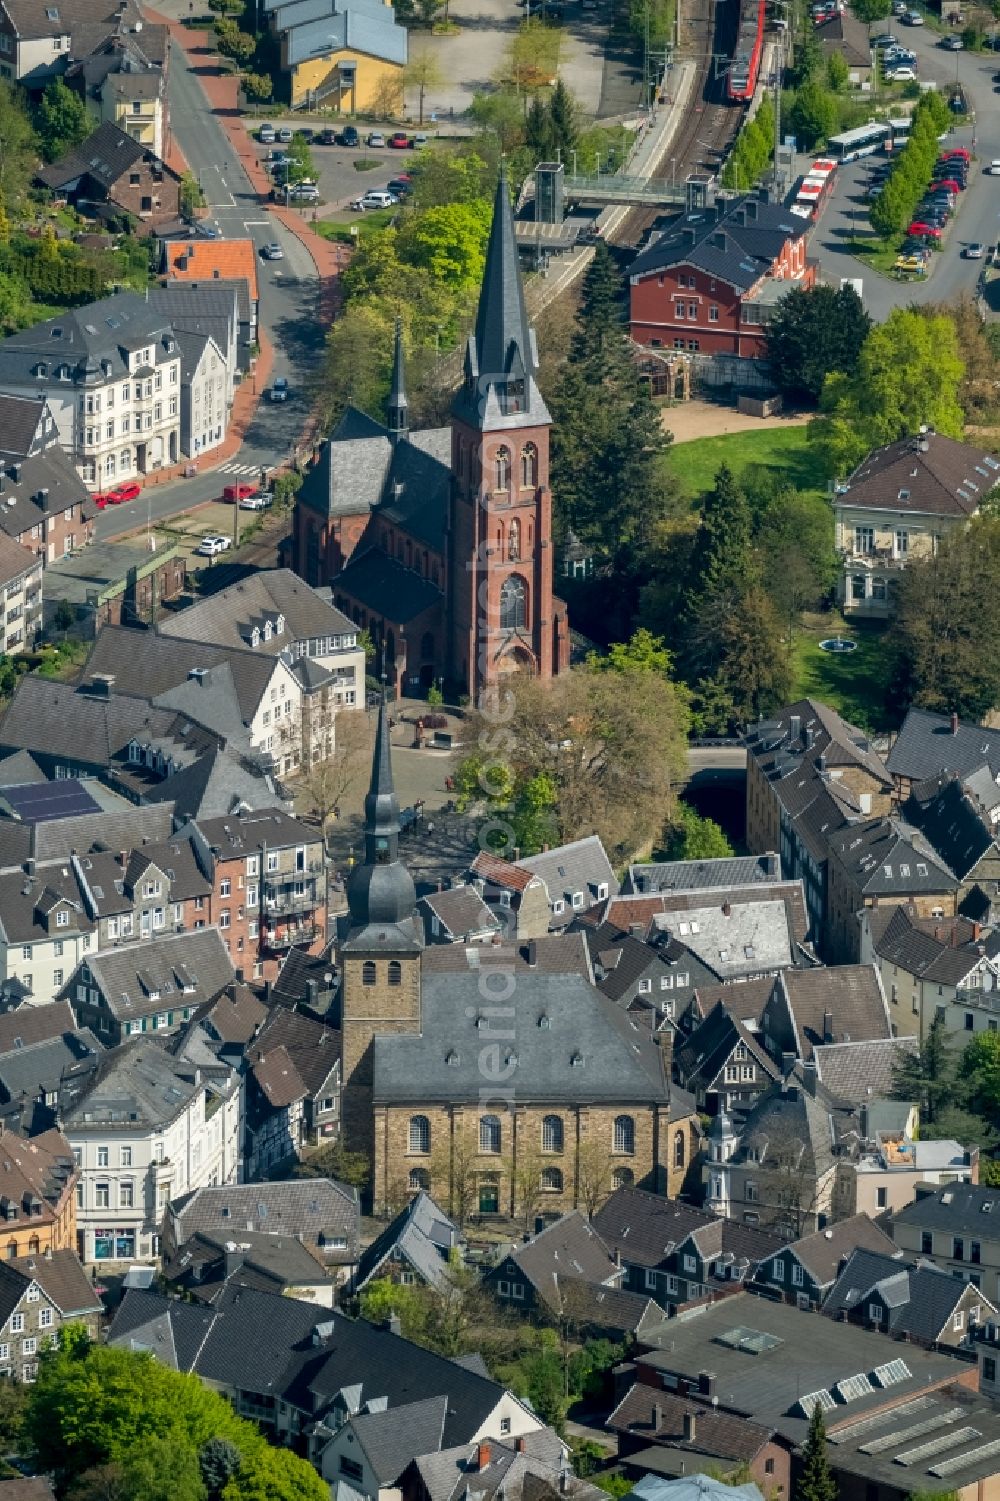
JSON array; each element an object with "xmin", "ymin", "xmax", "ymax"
[
  {"xmin": 292, "ymin": 173, "xmax": 571, "ymax": 702},
  {"xmin": 339, "ymin": 700, "xmax": 700, "ymax": 1219}
]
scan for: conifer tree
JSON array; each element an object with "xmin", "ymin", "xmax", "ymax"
[{"xmin": 799, "ymin": 1403, "xmax": 837, "ymax": 1501}]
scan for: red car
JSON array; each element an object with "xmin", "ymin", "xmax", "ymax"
[
  {"xmin": 223, "ymin": 482, "xmax": 256, "ymax": 502},
  {"xmin": 908, "ymin": 221, "xmax": 942, "ymax": 238},
  {"xmin": 932, "ymin": 177, "xmax": 963, "ymax": 193},
  {"xmin": 388, "ymin": 132, "xmax": 410, "ymax": 149},
  {"xmin": 941, "ymin": 146, "xmax": 971, "ymax": 161}
]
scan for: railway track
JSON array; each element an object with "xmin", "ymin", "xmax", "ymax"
[{"xmin": 612, "ymin": 0, "xmax": 748, "ymax": 247}]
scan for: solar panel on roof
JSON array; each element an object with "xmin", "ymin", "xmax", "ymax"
[{"xmin": 1, "ymin": 780, "xmax": 100, "ymax": 824}]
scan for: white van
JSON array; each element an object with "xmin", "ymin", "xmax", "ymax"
[{"xmin": 351, "ymin": 189, "xmax": 399, "ymax": 210}]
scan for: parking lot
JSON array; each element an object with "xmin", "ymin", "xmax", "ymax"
[{"xmin": 246, "ymin": 126, "xmax": 430, "ymax": 217}]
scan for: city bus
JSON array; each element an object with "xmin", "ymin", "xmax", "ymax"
[{"xmin": 827, "ymin": 121, "xmax": 891, "ymax": 162}]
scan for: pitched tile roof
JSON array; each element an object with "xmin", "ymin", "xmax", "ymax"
[
  {"xmin": 159, "ymin": 569, "xmax": 355, "ymax": 654},
  {"xmin": 469, "ymin": 851, "xmax": 538, "ymax": 893},
  {"xmin": 842, "ymin": 432, "xmax": 1000, "ymax": 518},
  {"xmin": 35, "ymin": 121, "xmax": 151, "ymax": 192},
  {"xmin": 812, "ymin": 1037, "xmax": 919, "ymax": 1104},
  {"xmin": 892, "ymin": 1181, "xmax": 1000, "ymax": 1233},
  {"xmin": 690, "ymin": 976, "xmax": 776, "ymax": 1029},
  {"xmin": 164, "ymin": 238, "xmax": 259, "ymax": 303},
  {"xmin": 867, "ymin": 903, "xmax": 1000, "ymax": 986},
  {"xmin": 0, "ymin": 1001, "xmax": 77, "ymax": 1054},
  {"xmin": 167, "ymin": 1177, "xmax": 358, "ymax": 1259},
  {"xmin": 77, "ymin": 926, "xmax": 235, "ymax": 1022},
  {"xmin": 607, "ymin": 1385, "xmax": 773, "ymax": 1462},
  {"xmin": 0, "ymin": 1128, "xmax": 76, "ymax": 1226},
  {"xmin": 196, "ymin": 983, "xmax": 268, "ymax": 1045},
  {"xmin": 419, "ymin": 886, "xmax": 500, "ymax": 940},
  {"xmin": 349, "ymin": 1397, "xmax": 449, "ymax": 1485},
  {"xmin": 626, "ymin": 853, "xmax": 782, "ymax": 893},
  {"xmin": 499, "ymin": 1212, "xmax": 620, "ymax": 1307},
  {"xmin": 888, "ymin": 706, "xmax": 1000, "ymax": 785},
  {"xmin": 591, "ymin": 1185, "xmax": 783, "ymax": 1271},
  {"xmin": 10, "ymin": 1248, "xmax": 102, "ymax": 1317},
  {"xmin": 784, "ymin": 1212, "xmax": 899, "ymax": 1286},
  {"xmin": 823, "ymin": 1246, "xmax": 993, "ymax": 1341},
  {"xmin": 82, "ymin": 627, "xmax": 277, "ymax": 726},
  {"xmin": 774, "ymin": 966, "xmax": 891, "ymax": 1059},
  {"xmin": 630, "ymin": 197, "xmax": 806, "ymax": 290},
  {"xmin": 0, "ymin": 535, "xmax": 38, "ymax": 592},
  {"xmin": 353, "ymin": 1190, "xmax": 458, "ymax": 1294},
  {"xmin": 332, "ymin": 547, "xmax": 442, "ymax": 625}
]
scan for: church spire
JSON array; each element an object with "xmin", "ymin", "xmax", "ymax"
[
  {"xmin": 386, "ymin": 318, "xmax": 408, "ymax": 444},
  {"xmin": 345, "ymin": 697, "xmax": 419, "ymax": 939},
  {"xmin": 454, "ymin": 166, "xmax": 549, "ymax": 430}
]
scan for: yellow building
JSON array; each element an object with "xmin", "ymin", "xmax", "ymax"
[{"xmin": 269, "ymin": 0, "xmax": 407, "ymax": 111}]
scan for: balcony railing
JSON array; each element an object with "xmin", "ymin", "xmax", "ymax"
[
  {"xmin": 839, "ymin": 543, "xmax": 908, "ymax": 568},
  {"xmin": 261, "ymin": 920, "xmax": 318, "ymax": 950},
  {"xmin": 263, "ymin": 890, "xmax": 318, "ymax": 916}
]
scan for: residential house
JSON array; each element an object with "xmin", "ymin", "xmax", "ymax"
[
  {"xmin": 260, "ymin": 0, "xmax": 407, "ymax": 112},
  {"xmin": 744, "ymin": 701, "xmax": 893, "ymax": 949},
  {"xmin": 400, "ymin": 1431, "xmax": 601, "ymax": 1501},
  {"xmin": 244, "ymin": 1007, "xmax": 341, "ymax": 1177},
  {"xmin": 607, "ymin": 1387, "xmax": 789, "ymax": 1498},
  {"xmin": 759, "ymin": 965, "xmax": 892, "ymax": 1063},
  {"xmin": 0, "ymin": 1026, "xmax": 103, "ymax": 1136},
  {"xmin": 891, "ymin": 1183, "xmax": 1000, "ymax": 1300},
  {"xmin": 823, "ymin": 1246, "xmax": 997, "ymax": 1347},
  {"xmin": 40, "ymin": 539, "xmax": 187, "ymax": 635},
  {"xmin": 624, "ymin": 853, "xmax": 783, "ymax": 895},
  {"xmin": 886, "ymin": 705, "xmax": 1000, "ymax": 804},
  {"xmin": 753, "ymin": 1212, "xmax": 899, "ymax": 1308},
  {"xmin": 0, "ymin": 1128, "xmax": 78, "ymax": 1259},
  {"xmin": 351, "ymin": 1190, "xmax": 460, "ymax": 1295},
  {"xmin": 0, "ymin": 394, "xmax": 94, "ymax": 564},
  {"xmin": 514, "ymin": 837, "xmax": 618, "ymax": 930},
  {"xmin": 63, "ymin": 1038, "xmax": 240, "ymax": 1262},
  {"xmin": 161, "ymin": 1178, "xmax": 360, "ymax": 1270},
  {"xmin": 0, "ymin": 858, "xmax": 99, "ymax": 1006},
  {"xmin": 647, "ymin": 893, "xmax": 799, "ymax": 985},
  {"xmin": 467, "ymin": 852, "xmax": 551, "ymax": 940},
  {"xmin": 66, "ymin": 925, "xmax": 236, "ymax": 1046},
  {"xmin": 811, "ymin": 1036, "xmax": 920, "ymax": 1104},
  {"xmin": 814, "ymin": 8, "xmax": 874, "ymax": 82},
  {"xmin": 0, "ymin": 536, "xmax": 42, "ymax": 658},
  {"xmin": 825, "ymin": 815, "xmax": 958, "ymax": 963},
  {"xmin": 180, "ymin": 982, "xmax": 268, "ymax": 1066},
  {"xmin": 860, "ymin": 903, "xmax": 1000, "ymax": 1042},
  {"xmin": 418, "ymin": 886, "xmax": 501, "ymax": 946},
  {"xmin": 583, "ymin": 921, "xmax": 718, "ymax": 1037},
  {"xmin": 591, "ymin": 1185, "xmax": 783, "ymax": 1309},
  {"xmin": 162, "ymin": 1227, "xmax": 337, "ymax": 1306},
  {"xmin": 108, "ymin": 1283, "xmax": 543, "ymax": 1463},
  {"xmin": 36, "ymin": 120, "xmax": 181, "ymax": 226},
  {"xmin": 905, "ymin": 769, "xmax": 1000, "ymax": 908},
  {"xmin": 674, "ymin": 1000, "xmax": 781, "ymax": 1115},
  {"xmin": 65, "ymin": 28, "xmax": 169, "ymax": 158},
  {"xmin": 628, "ymin": 196, "xmax": 816, "ymax": 362},
  {"xmin": 835, "ymin": 432, "xmax": 999, "ymax": 616},
  {"xmin": 0, "ymin": 1250, "xmax": 101, "ymax": 1382},
  {"xmin": 840, "ymin": 1129, "xmax": 976, "ymax": 1221},
  {"xmin": 0, "ymin": 0, "xmax": 147, "ymax": 88},
  {"xmin": 162, "ymin": 238, "xmax": 259, "ymax": 350},
  {"xmin": 190, "ymin": 808, "xmax": 327, "ymax": 979},
  {"xmin": 0, "ymin": 292, "xmax": 182, "ymax": 486}
]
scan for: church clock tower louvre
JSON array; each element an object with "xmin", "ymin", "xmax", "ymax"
[
  {"xmin": 339, "ymin": 698, "xmax": 423, "ymax": 1161},
  {"xmin": 448, "ymin": 169, "xmax": 570, "ymax": 702}
]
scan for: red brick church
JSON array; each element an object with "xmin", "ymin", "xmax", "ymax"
[{"xmin": 291, "ymin": 174, "xmax": 570, "ymax": 701}]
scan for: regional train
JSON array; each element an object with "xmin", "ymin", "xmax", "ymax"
[{"xmin": 726, "ymin": 0, "xmax": 767, "ymax": 101}]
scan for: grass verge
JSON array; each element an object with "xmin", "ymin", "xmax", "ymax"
[
  {"xmin": 663, "ymin": 424, "xmax": 828, "ymax": 501},
  {"xmin": 314, "ymin": 207, "xmax": 396, "ymax": 242},
  {"xmin": 790, "ymin": 611, "xmax": 893, "ymax": 731}
]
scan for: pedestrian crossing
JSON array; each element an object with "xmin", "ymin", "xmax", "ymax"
[{"xmin": 219, "ymin": 461, "xmax": 272, "ymax": 477}]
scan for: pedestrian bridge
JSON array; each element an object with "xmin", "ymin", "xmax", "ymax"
[{"xmin": 563, "ymin": 173, "xmax": 707, "ymax": 206}]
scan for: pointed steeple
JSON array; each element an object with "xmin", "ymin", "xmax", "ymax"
[
  {"xmin": 454, "ymin": 167, "xmax": 549, "ymax": 430},
  {"xmin": 386, "ymin": 318, "xmax": 408, "ymax": 445},
  {"xmin": 345, "ymin": 697, "xmax": 419, "ymax": 940}
]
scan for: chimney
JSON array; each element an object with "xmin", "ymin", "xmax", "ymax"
[
  {"xmin": 823, "ymin": 1009, "xmax": 834, "ymax": 1043},
  {"xmin": 526, "ymin": 939, "xmax": 537, "ymax": 967},
  {"xmin": 234, "ymin": 967, "xmax": 244, "ymax": 984},
  {"xmin": 0, "ymin": 464, "xmax": 5, "ymax": 496},
  {"xmin": 951, "ymin": 712, "xmax": 959, "ymax": 735},
  {"xmin": 722, "ymin": 901, "xmax": 731, "ymax": 918},
  {"xmin": 781, "ymin": 1051, "xmax": 795, "ymax": 1075},
  {"xmin": 805, "ymin": 725, "xmax": 815, "ymax": 749},
  {"xmin": 974, "ymin": 922, "xmax": 982, "ymax": 942},
  {"xmin": 765, "ymin": 853, "xmax": 780, "ymax": 877},
  {"xmin": 516, "ymin": 1438, "xmax": 526, "ymax": 1454},
  {"xmin": 10, "ymin": 464, "xmax": 21, "ymax": 484},
  {"xmin": 89, "ymin": 674, "xmax": 114, "ymax": 698},
  {"xmin": 224, "ymin": 1246, "xmax": 244, "ymax": 1278},
  {"xmin": 698, "ymin": 1371, "xmax": 716, "ymax": 1397},
  {"xmin": 789, "ymin": 714, "xmax": 801, "ymax": 743},
  {"xmin": 653, "ymin": 1403, "xmax": 663, "ymax": 1431},
  {"xmin": 683, "ymin": 1411, "xmax": 697, "ymax": 1442},
  {"xmin": 477, "ymin": 1443, "xmax": 491, "ymax": 1471},
  {"xmin": 743, "ymin": 199, "xmax": 758, "ymax": 221},
  {"xmin": 710, "ymin": 230, "xmax": 728, "ymax": 252},
  {"xmin": 306, "ymin": 978, "xmax": 319, "ymax": 1007}
]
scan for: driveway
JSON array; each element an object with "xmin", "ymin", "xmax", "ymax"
[{"xmin": 803, "ymin": 24, "xmax": 1000, "ymax": 317}]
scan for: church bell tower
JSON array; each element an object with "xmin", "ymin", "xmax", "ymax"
[{"xmin": 339, "ymin": 699, "xmax": 422, "ymax": 1158}]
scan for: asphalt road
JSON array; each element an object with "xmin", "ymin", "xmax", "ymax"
[
  {"xmin": 806, "ymin": 24, "xmax": 1000, "ymax": 317},
  {"xmin": 96, "ymin": 50, "xmax": 326, "ymax": 541}
]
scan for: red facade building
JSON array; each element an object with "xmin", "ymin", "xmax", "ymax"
[
  {"xmin": 292, "ymin": 175, "xmax": 569, "ymax": 703},
  {"xmin": 629, "ymin": 196, "xmax": 815, "ymax": 361}
]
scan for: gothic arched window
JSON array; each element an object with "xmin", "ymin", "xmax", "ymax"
[
  {"xmin": 508, "ymin": 519, "xmax": 521, "ymax": 562},
  {"xmin": 494, "ymin": 446, "xmax": 510, "ymax": 491},
  {"xmin": 521, "ymin": 444, "xmax": 538, "ymax": 488},
  {"xmin": 499, "ymin": 575, "xmax": 527, "ymax": 631}
]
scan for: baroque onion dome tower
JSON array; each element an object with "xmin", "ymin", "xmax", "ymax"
[
  {"xmin": 339, "ymin": 698, "xmax": 423, "ymax": 1157},
  {"xmin": 448, "ymin": 169, "xmax": 563, "ymax": 700}
]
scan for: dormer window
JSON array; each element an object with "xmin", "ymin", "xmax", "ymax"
[
  {"xmin": 251, "ymin": 626, "xmax": 260, "ymax": 647},
  {"xmin": 275, "ymin": 613, "xmax": 285, "ymax": 635}
]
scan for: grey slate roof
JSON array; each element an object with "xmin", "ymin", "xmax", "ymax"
[
  {"xmin": 867, "ymin": 903, "xmax": 1000, "ymax": 987},
  {"xmin": 0, "ymin": 291, "xmax": 176, "ymax": 390},
  {"xmin": 905, "ymin": 773, "xmax": 996, "ymax": 880},
  {"xmin": 333, "ymin": 547, "xmax": 442, "ymax": 625},
  {"xmin": 827, "ymin": 814, "xmax": 955, "ymax": 895},
  {"xmin": 167, "ymin": 1178, "xmax": 359, "ymax": 1260},
  {"xmin": 0, "ymin": 1001, "xmax": 77, "ymax": 1054},
  {"xmin": 812, "ymin": 1037, "xmax": 918, "ymax": 1104},
  {"xmin": 842, "ymin": 432, "xmax": 999, "ymax": 518},
  {"xmin": 823, "ymin": 1247, "xmax": 991, "ymax": 1341},
  {"xmin": 348, "ymin": 1397, "xmax": 449, "ymax": 1485},
  {"xmin": 353, "ymin": 1190, "xmax": 459, "ymax": 1294},
  {"xmin": 892, "ymin": 1181, "xmax": 1000, "ymax": 1233},
  {"xmin": 420, "ymin": 933, "xmax": 593, "ymax": 980},
  {"xmin": 0, "ymin": 395, "xmax": 45, "ymax": 459},
  {"xmin": 419, "ymin": 885, "xmax": 500, "ymax": 941},
  {"xmin": 163, "ymin": 1227, "xmax": 333, "ymax": 1302},
  {"xmin": 773, "ymin": 965, "xmax": 891, "ymax": 1059},
  {"xmin": 498, "ymin": 1212, "xmax": 620, "ymax": 1308},
  {"xmin": 888, "ymin": 706, "xmax": 1000, "ymax": 785},
  {"xmin": 592, "ymin": 1185, "xmax": 783, "ymax": 1271},
  {"xmin": 372, "ymin": 971, "xmax": 668, "ymax": 1106},
  {"xmin": 379, "ymin": 429, "xmax": 453, "ymax": 552},
  {"xmin": 630, "ymin": 197, "xmax": 806, "ymax": 289},
  {"xmin": 75, "ymin": 926, "xmax": 235, "ymax": 1022},
  {"xmin": 783, "ymin": 1212, "xmax": 899, "ymax": 1287},
  {"xmin": 675, "ymin": 999, "xmax": 780, "ymax": 1093},
  {"xmin": 82, "ymin": 626, "xmax": 278, "ymax": 728},
  {"xmin": 625, "ymin": 853, "xmax": 782, "ymax": 894},
  {"xmin": 36, "ymin": 121, "xmax": 157, "ymax": 193},
  {"xmin": 9, "ymin": 1248, "xmax": 102, "ymax": 1319},
  {"xmin": 159, "ymin": 568, "xmax": 356, "ymax": 654},
  {"xmin": 516, "ymin": 836, "xmax": 618, "ymax": 915},
  {"xmin": 0, "ymin": 1030, "xmax": 103, "ymax": 1107},
  {"xmin": 142, "ymin": 745, "xmax": 281, "ymax": 823},
  {"xmin": 653, "ymin": 897, "xmax": 793, "ymax": 982},
  {"xmin": 62, "ymin": 1037, "xmax": 230, "ymax": 1131}
]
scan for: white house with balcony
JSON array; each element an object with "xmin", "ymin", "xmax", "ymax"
[
  {"xmin": 834, "ymin": 431, "xmax": 1000, "ymax": 618},
  {"xmin": 63, "ymin": 1037, "xmax": 241, "ymax": 1263}
]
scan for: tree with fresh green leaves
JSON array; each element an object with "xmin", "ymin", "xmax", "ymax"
[
  {"xmin": 223, "ymin": 1447, "xmax": 329, "ymax": 1501},
  {"xmin": 214, "ymin": 19, "xmax": 256, "ymax": 63},
  {"xmin": 241, "ymin": 72, "xmax": 272, "ymax": 102},
  {"xmin": 35, "ymin": 79, "xmax": 90, "ymax": 163},
  {"xmin": 359, "ymin": 1277, "xmax": 430, "ymax": 1341},
  {"xmin": 548, "ymin": 78, "xmax": 578, "ymax": 156},
  {"xmin": 852, "ymin": 0, "xmax": 891, "ymax": 21},
  {"xmin": 660, "ymin": 801, "xmax": 734, "ymax": 860},
  {"xmin": 469, "ymin": 90, "xmax": 527, "ymax": 157},
  {"xmin": 395, "ymin": 199, "xmax": 492, "ymax": 290},
  {"xmin": 799, "ymin": 1403, "xmax": 837, "ymax": 1501},
  {"xmin": 788, "ymin": 79, "xmax": 839, "ymax": 150},
  {"xmin": 826, "ymin": 50, "xmax": 849, "ymax": 90},
  {"xmin": 685, "ymin": 464, "xmax": 756, "ymax": 615},
  {"xmin": 810, "ymin": 308, "xmax": 965, "ymax": 476},
  {"xmin": 525, "ymin": 95, "xmax": 557, "ymax": 160},
  {"xmin": 766, "ymin": 283, "xmax": 871, "ymax": 403},
  {"xmin": 0, "ymin": 79, "xmax": 38, "ymax": 209}
]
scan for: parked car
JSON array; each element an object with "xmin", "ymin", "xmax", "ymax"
[
  {"xmin": 902, "ymin": 8, "xmax": 922, "ymax": 20},
  {"xmin": 872, "ymin": 31, "xmax": 897, "ymax": 45},
  {"xmin": 317, "ymin": 128, "xmax": 338, "ymax": 145},
  {"xmin": 197, "ymin": 536, "xmax": 232, "ymax": 557},
  {"xmin": 350, "ymin": 189, "xmax": 399, "ymax": 210},
  {"xmin": 942, "ymin": 32, "xmax": 963, "ymax": 46},
  {"xmin": 289, "ymin": 182, "xmax": 320, "ymax": 200},
  {"xmin": 885, "ymin": 45, "xmax": 915, "ymax": 59},
  {"xmin": 239, "ymin": 493, "xmax": 272, "ymax": 510},
  {"xmin": 266, "ymin": 148, "xmax": 289, "ymax": 163},
  {"xmin": 340, "ymin": 125, "xmax": 359, "ymax": 146},
  {"xmin": 411, "ymin": 132, "xmax": 429, "ymax": 147},
  {"xmin": 885, "ymin": 65, "xmax": 917, "ymax": 79},
  {"xmin": 297, "ymin": 127, "xmax": 315, "ymax": 142},
  {"xmin": 892, "ymin": 0, "xmax": 907, "ymax": 11},
  {"xmin": 368, "ymin": 131, "xmax": 386, "ymax": 147},
  {"xmin": 908, "ymin": 221, "xmax": 943, "ymax": 237},
  {"xmin": 934, "ymin": 177, "xmax": 964, "ymax": 193},
  {"xmin": 387, "ymin": 177, "xmax": 413, "ymax": 197},
  {"xmin": 941, "ymin": 146, "xmax": 971, "ymax": 161},
  {"xmin": 277, "ymin": 126, "xmax": 293, "ymax": 143},
  {"xmin": 389, "ymin": 131, "xmax": 410, "ymax": 148},
  {"xmin": 258, "ymin": 124, "xmax": 276, "ymax": 143},
  {"xmin": 105, "ymin": 482, "xmax": 141, "ymax": 505},
  {"xmin": 223, "ymin": 483, "xmax": 256, "ymax": 502},
  {"xmin": 965, "ymin": 242, "xmax": 986, "ymax": 257},
  {"xmin": 261, "ymin": 242, "xmax": 284, "ymax": 260},
  {"xmin": 269, "ymin": 377, "xmax": 289, "ymax": 402}
]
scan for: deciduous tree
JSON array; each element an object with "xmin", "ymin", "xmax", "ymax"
[
  {"xmin": 660, "ymin": 802, "xmax": 733, "ymax": 861},
  {"xmin": 35, "ymin": 79, "xmax": 90, "ymax": 163},
  {"xmin": 766, "ymin": 284, "xmax": 870, "ymax": 403}
]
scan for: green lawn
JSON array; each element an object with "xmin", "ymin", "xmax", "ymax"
[
  {"xmin": 315, "ymin": 208, "xmax": 396, "ymax": 243},
  {"xmin": 663, "ymin": 424, "xmax": 828, "ymax": 502},
  {"xmin": 790, "ymin": 613, "xmax": 893, "ymax": 731}
]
